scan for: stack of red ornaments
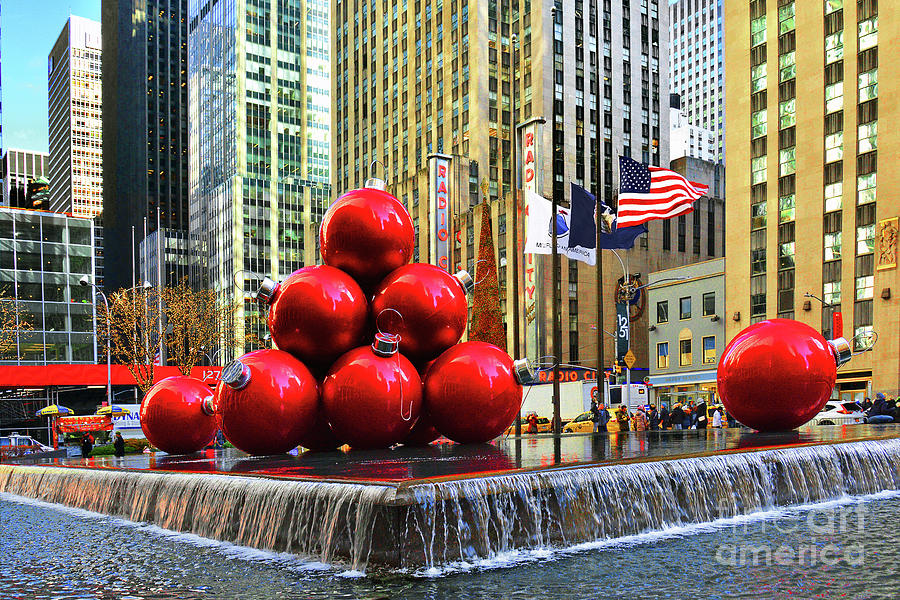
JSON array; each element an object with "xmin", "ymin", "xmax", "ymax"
[{"xmin": 141, "ymin": 178, "xmax": 533, "ymax": 455}]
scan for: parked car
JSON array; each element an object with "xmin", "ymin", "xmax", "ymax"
[
  {"xmin": 563, "ymin": 411, "xmax": 594, "ymax": 433},
  {"xmin": 0, "ymin": 432, "xmax": 53, "ymax": 460},
  {"xmin": 504, "ymin": 415, "xmax": 553, "ymax": 435},
  {"xmin": 809, "ymin": 402, "xmax": 865, "ymax": 426}
]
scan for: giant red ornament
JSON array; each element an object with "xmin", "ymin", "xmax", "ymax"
[
  {"xmin": 424, "ymin": 342, "xmax": 533, "ymax": 444},
  {"xmin": 140, "ymin": 376, "xmax": 217, "ymax": 455},
  {"xmin": 215, "ymin": 349, "xmax": 319, "ymax": 455},
  {"xmin": 717, "ymin": 319, "xmax": 851, "ymax": 431},
  {"xmin": 319, "ymin": 179, "xmax": 414, "ymax": 289},
  {"xmin": 297, "ymin": 404, "xmax": 344, "ymax": 451},
  {"xmin": 370, "ymin": 264, "xmax": 473, "ymax": 361},
  {"xmin": 321, "ymin": 333, "xmax": 423, "ymax": 449},
  {"xmin": 257, "ymin": 265, "xmax": 368, "ymax": 369}
]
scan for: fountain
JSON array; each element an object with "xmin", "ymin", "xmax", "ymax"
[{"xmin": 2, "ymin": 430, "xmax": 899, "ymax": 571}]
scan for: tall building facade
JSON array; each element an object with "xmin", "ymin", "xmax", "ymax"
[
  {"xmin": 1, "ymin": 150, "xmax": 49, "ymax": 209},
  {"xmin": 333, "ymin": 0, "xmax": 727, "ymax": 372},
  {"xmin": 670, "ymin": 95, "xmax": 716, "ymax": 162},
  {"xmin": 725, "ymin": 0, "xmax": 900, "ymax": 397},
  {"xmin": 48, "ymin": 17, "xmax": 103, "ymax": 218},
  {"xmin": 102, "ymin": 1, "xmax": 191, "ymax": 292},
  {"xmin": 669, "ymin": 0, "xmax": 724, "ymax": 163},
  {"xmin": 188, "ymin": 0, "xmax": 331, "ymax": 356},
  {"xmin": 0, "ymin": 207, "xmax": 98, "ymax": 365}
]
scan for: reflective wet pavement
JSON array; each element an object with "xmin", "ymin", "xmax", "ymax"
[{"xmin": 22, "ymin": 424, "xmax": 900, "ymax": 483}]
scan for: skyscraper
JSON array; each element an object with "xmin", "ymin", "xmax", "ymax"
[
  {"xmin": 725, "ymin": 0, "xmax": 899, "ymax": 397},
  {"xmin": 188, "ymin": 0, "xmax": 331, "ymax": 357},
  {"xmin": 48, "ymin": 16, "xmax": 103, "ymax": 218},
  {"xmin": 1, "ymin": 150, "xmax": 49, "ymax": 209},
  {"xmin": 102, "ymin": 0, "xmax": 191, "ymax": 291},
  {"xmin": 669, "ymin": 0, "xmax": 725, "ymax": 164},
  {"xmin": 333, "ymin": 0, "xmax": 712, "ymax": 371}
]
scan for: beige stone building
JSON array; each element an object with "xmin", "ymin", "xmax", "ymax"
[{"xmin": 725, "ymin": 0, "xmax": 899, "ymax": 398}]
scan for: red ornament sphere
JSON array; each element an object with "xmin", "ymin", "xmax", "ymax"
[
  {"xmin": 296, "ymin": 404, "xmax": 344, "ymax": 451},
  {"xmin": 370, "ymin": 264, "xmax": 470, "ymax": 361},
  {"xmin": 424, "ymin": 342, "xmax": 522, "ymax": 444},
  {"xmin": 140, "ymin": 376, "xmax": 217, "ymax": 455},
  {"xmin": 319, "ymin": 186, "xmax": 414, "ymax": 289},
  {"xmin": 321, "ymin": 345, "xmax": 422, "ymax": 449},
  {"xmin": 402, "ymin": 414, "xmax": 441, "ymax": 446},
  {"xmin": 265, "ymin": 265, "xmax": 368, "ymax": 369},
  {"xmin": 717, "ymin": 319, "xmax": 838, "ymax": 431},
  {"xmin": 215, "ymin": 349, "xmax": 319, "ymax": 455}
]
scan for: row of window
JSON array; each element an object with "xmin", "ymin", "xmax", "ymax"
[
  {"xmin": 656, "ymin": 337, "xmax": 716, "ymax": 369},
  {"xmin": 656, "ymin": 292, "xmax": 716, "ymax": 323}
]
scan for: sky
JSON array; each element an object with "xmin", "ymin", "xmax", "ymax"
[{"xmin": 2, "ymin": 0, "xmax": 101, "ymax": 154}]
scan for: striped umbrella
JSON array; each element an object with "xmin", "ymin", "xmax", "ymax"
[
  {"xmin": 35, "ymin": 404, "xmax": 74, "ymax": 417},
  {"xmin": 95, "ymin": 405, "xmax": 131, "ymax": 416}
]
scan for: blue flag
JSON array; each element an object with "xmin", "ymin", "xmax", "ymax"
[
  {"xmin": 570, "ymin": 183, "xmax": 647, "ymax": 250},
  {"xmin": 569, "ymin": 184, "xmax": 597, "ymax": 251}
]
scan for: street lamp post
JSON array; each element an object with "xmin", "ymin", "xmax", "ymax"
[{"xmin": 80, "ymin": 275, "xmax": 111, "ymax": 408}]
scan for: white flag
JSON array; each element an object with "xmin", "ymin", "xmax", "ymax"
[{"xmin": 523, "ymin": 190, "xmax": 596, "ymax": 265}]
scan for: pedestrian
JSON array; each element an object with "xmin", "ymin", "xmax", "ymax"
[
  {"xmin": 81, "ymin": 433, "xmax": 93, "ymax": 458},
  {"xmin": 682, "ymin": 405, "xmax": 693, "ymax": 430},
  {"xmin": 867, "ymin": 392, "xmax": 895, "ymax": 424},
  {"xmin": 862, "ymin": 397, "xmax": 873, "ymax": 412},
  {"xmin": 215, "ymin": 429, "xmax": 226, "ymax": 449},
  {"xmin": 659, "ymin": 403, "xmax": 670, "ymax": 430},
  {"xmin": 615, "ymin": 405, "xmax": 630, "ymax": 432},
  {"xmin": 598, "ymin": 404, "xmax": 611, "ymax": 432},
  {"xmin": 633, "ymin": 407, "xmax": 649, "ymax": 431},
  {"xmin": 527, "ymin": 412, "xmax": 539, "ymax": 434},
  {"xmin": 590, "ymin": 401, "xmax": 602, "ymax": 433},
  {"xmin": 648, "ymin": 405, "xmax": 660, "ymax": 430},
  {"xmin": 712, "ymin": 406, "xmax": 723, "ymax": 428},
  {"xmin": 113, "ymin": 432, "xmax": 126, "ymax": 457},
  {"xmin": 696, "ymin": 399, "xmax": 709, "ymax": 430},
  {"xmin": 670, "ymin": 403, "xmax": 684, "ymax": 430}
]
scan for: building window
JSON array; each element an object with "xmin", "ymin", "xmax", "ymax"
[
  {"xmin": 657, "ymin": 300, "xmax": 669, "ymax": 323},
  {"xmin": 779, "ymin": 241, "xmax": 796, "ymax": 269},
  {"xmin": 824, "ymin": 182, "xmax": 842, "ymax": 212},
  {"xmin": 824, "ymin": 81, "xmax": 843, "ymax": 114},
  {"xmin": 657, "ymin": 342, "xmax": 669, "ymax": 369},
  {"xmin": 857, "ymin": 224, "xmax": 875, "ymax": 255},
  {"xmin": 858, "ymin": 17, "xmax": 878, "ymax": 51},
  {"xmin": 824, "ymin": 132, "xmax": 843, "ymax": 163},
  {"xmin": 824, "ymin": 232, "xmax": 842, "ymax": 260},
  {"xmin": 825, "ymin": 0, "xmax": 842, "ymax": 15},
  {"xmin": 778, "ymin": 2, "xmax": 794, "ymax": 34},
  {"xmin": 751, "ymin": 109, "xmax": 767, "ymax": 139},
  {"xmin": 857, "ymin": 173, "xmax": 876, "ymax": 205},
  {"xmin": 855, "ymin": 275, "xmax": 873, "ymax": 300},
  {"xmin": 779, "ymin": 147, "xmax": 796, "ymax": 176},
  {"xmin": 751, "ymin": 63, "xmax": 767, "ymax": 93},
  {"xmin": 779, "ymin": 193, "xmax": 795, "ymax": 222},
  {"xmin": 679, "ymin": 338, "xmax": 692, "ymax": 366},
  {"xmin": 702, "ymin": 336, "xmax": 716, "ymax": 364},
  {"xmin": 825, "ymin": 31, "xmax": 843, "ymax": 64},
  {"xmin": 824, "ymin": 281, "xmax": 841, "ymax": 305},
  {"xmin": 858, "ymin": 122, "xmax": 877, "ymax": 153},
  {"xmin": 751, "ymin": 156, "xmax": 767, "ymax": 185},
  {"xmin": 779, "ymin": 51, "xmax": 795, "ymax": 82},
  {"xmin": 858, "ymin": 69, "xmax": 877, "ymax": 101},
  {"xmin": 751, "ymin": 16, "xmax": 767, "ymax": 47},
  {"xmin": 702, "ymin": 292, "xmax": 715, "ymax": 316},
  {"xmin": 751, "ymin": 201, "xmax": 767, "ymax": 229},
  {"xmin": 779, "ymin": 99, "xmax": 795, "ymax": 129},
  {"xmin": 679, "ymin": 296, "xmax": 691, "ymax": 319}
]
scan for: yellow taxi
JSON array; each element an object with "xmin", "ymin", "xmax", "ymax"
[
  {"xmin": 562, "ymin": 411, "xmax": 594, "ymax": 433},
  {"xmin": 504, "ymin": 415, "xmax": 553, "ymax": 435}
]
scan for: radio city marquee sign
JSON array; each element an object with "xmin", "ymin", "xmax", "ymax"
[
  {"xmin": 429, "ymin": 154, "xmax": 452, "ymax": 271},
  {"xmin": 533, "ymin": 368, "xmax": 598, "ymax": 383}
]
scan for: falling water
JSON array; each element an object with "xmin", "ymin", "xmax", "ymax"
[{"xmin": 2, "ymin": 438, "xmax": 899, "ymax": 571}]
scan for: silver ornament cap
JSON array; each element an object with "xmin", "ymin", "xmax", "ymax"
[
  {"xmin": 221, "ymin": 360, "xmax": 252, "ymax": 390},
  {"xmin": 513, "ymin": 358, "xmax": 536, "ymax": 384}
]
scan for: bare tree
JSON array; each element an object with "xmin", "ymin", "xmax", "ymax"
[
  {"xmin": 0, "ymin": 295, "xmax": 33, "ymax": 361},
  {"xmin": 164, "ymin": 279, "xmax": 234, "ymax": 374},
  {"xmin": 99, "ymin": 286, "xmax": 163, "ymax": 393}
]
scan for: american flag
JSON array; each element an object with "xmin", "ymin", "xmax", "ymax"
[{"xmin": 616, "ymin": 156, "xmax": 709, "ymax": 228}]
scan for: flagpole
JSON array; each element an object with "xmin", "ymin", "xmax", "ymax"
[
  {"xmin": 510, "ymin": 27, "xmax": 522, "ymax": 439},
  {"xmin": 550, "ymin": 5, "xmax": 562, "ymax": 437},
  {"xmin": 594, "ymin": 0, "xmax": 605, "ymax": 404}
]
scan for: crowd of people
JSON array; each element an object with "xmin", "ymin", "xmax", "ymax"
[
  {"xmin": 860, "ymin": 392, "xmax": 900, "ymax": 424},
  {"xmin": 588, "ymin": 398, "xmax": 735, "ymax": 432}
]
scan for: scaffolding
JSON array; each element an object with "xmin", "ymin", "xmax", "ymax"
[{"xmin": 0, "ymin": 387, "xmax": 59, "ymax": 446}]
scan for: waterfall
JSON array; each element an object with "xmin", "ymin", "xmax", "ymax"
[{"xmin": 2, "ymin": 438, "xmax": 899, "ymax": 571}]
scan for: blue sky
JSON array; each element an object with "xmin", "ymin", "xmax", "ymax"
[{"xmin": 2, "ymin": 0, "xmax": 101, "ymax": 153}]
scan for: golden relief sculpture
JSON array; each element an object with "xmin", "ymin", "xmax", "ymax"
[{"xmin": 877, "ymin": 217, "xmax": 898, "ymax": 270}]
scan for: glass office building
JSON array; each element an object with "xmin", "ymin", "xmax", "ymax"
[
  {"xmin": 188, "ymin": 0, "xmax": 331, "ymax": 357},
  {"xmin": 0, "ymin": 207, "xmax": 97, "ymax": 364}
]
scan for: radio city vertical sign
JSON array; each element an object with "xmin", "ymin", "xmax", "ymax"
[
  {"xmin": 519, "ymin": 117, "xmax": 545, "ymax": 362},
  {"xmin": 428, "ymin": 154, "xmax": 453, "ymax": 271}
]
